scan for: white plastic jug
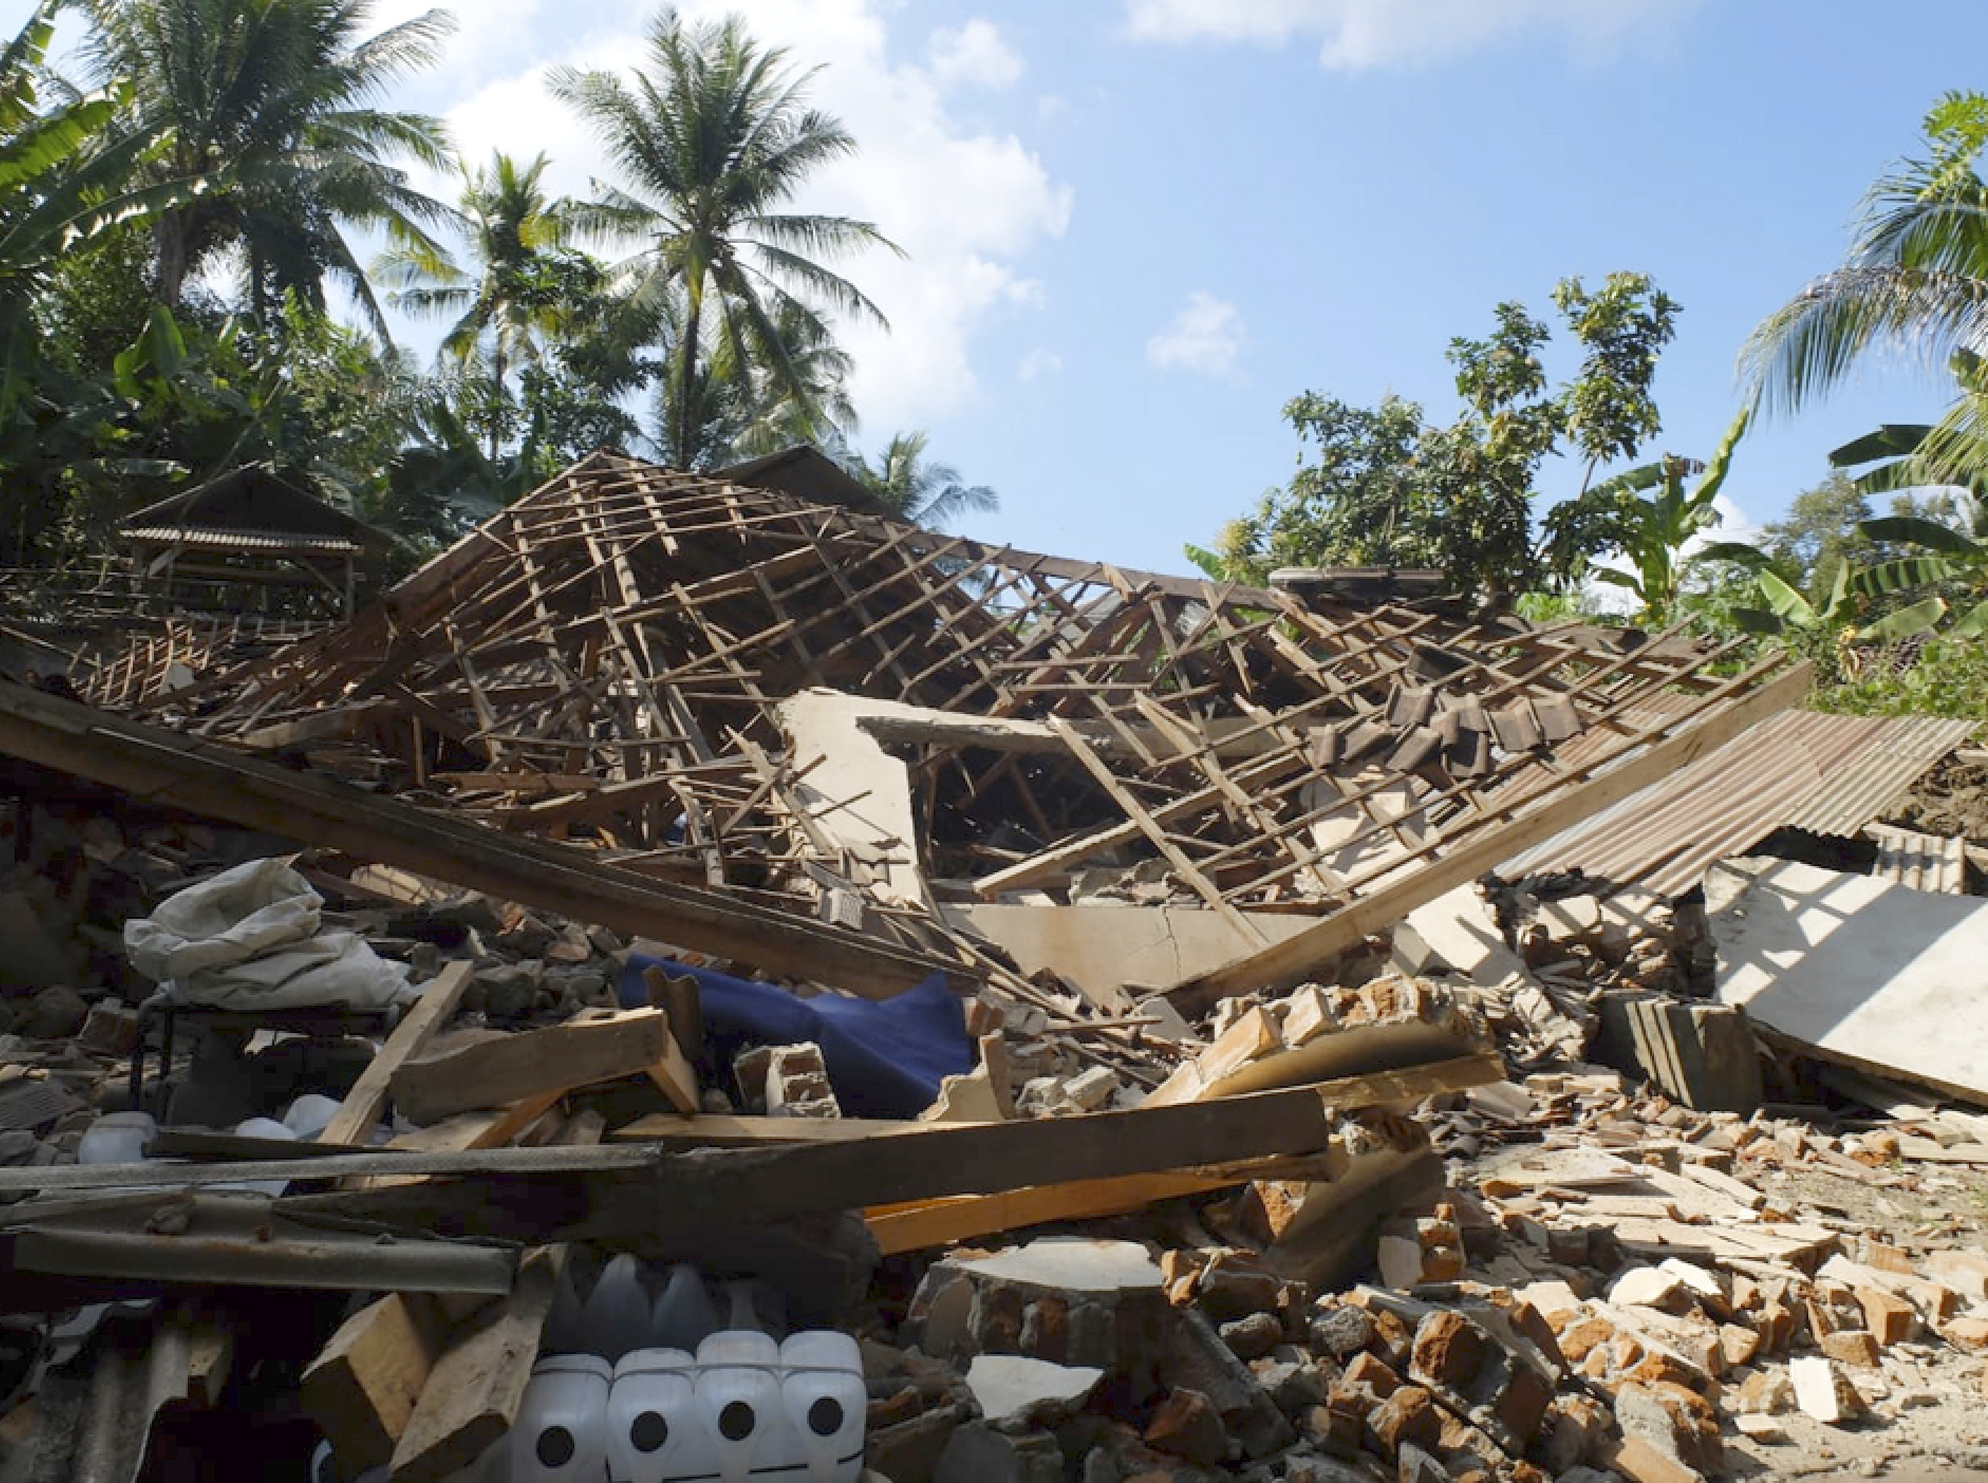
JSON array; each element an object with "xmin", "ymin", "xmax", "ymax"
[
  {"xmin": 648, "ymin": 1264, "xmax": 718, "ymax": 1353},
  {"xmin": 581, "ymin": 1254, "xmax": 653, "ymax": 1365},
  {"xmin": 777, "ymin": 1333, "xmax": 865, "ymax": 1483},
  {"xmin": 511, "ymin": 1353, "xmax": 611, "ymax": 1483},
  {"xmin": 284, "ymin": 1093, "xmax": 343, "ymax": 1141},
  {"xmin": 693, "ymin": 1332, "xmax": 787, "ymax": 1483},
  {"xmin": 77, "ymin": 1111, "xmax": 156, "ymax": 1166},
  {"xmin": 606, "ymin": 1348, "xmax": 705, "ymax": 1483},
  {"xmin": 221, "ymin": 1116, "xmax": 298, "ymax": 1195}
]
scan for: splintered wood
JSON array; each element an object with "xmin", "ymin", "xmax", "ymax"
[{"xmin": 136, "ymin": 450, "xmax": 1805, "ymax": 1002}]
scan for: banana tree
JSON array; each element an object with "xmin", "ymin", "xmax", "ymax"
[
  {"xmin": 1846, "ymin": 513, "xmax": 1988, "ymax": 637},
  {"xmin": 1586, "ymin": 407, "xmax": 1752, "ymax": 623}
]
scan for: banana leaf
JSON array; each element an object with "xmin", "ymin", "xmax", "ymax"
[
  {"xmin": 1858, "ymin": 514, "xmax": 1983, "ymax": 557},
  {"xmin": 1858, "ymin": 596, "xmax": 1950, "ymax": 643},
  {"xmin": 1850, "ymin": 554, "xmax": 1964, "ymax": 596}
]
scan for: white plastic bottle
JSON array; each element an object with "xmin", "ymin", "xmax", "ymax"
[
  {"xmin": 777, "ymin": 1332, "xmax": 866, "ymax": 1483},
  {"xmin": 511, "ymin": 1353, "xmax": 611, "ymax": 1483},
  {"xmin": 605, "ymin": 1348, "xmax": 706, "ymax": 1483},
  {"xmin": 693, "ymin": 1330, "xmax": 789, "ymax": 1483}
]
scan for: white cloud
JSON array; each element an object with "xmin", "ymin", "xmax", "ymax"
[
  {"xmin": 1122, "ymin": 0, "xmax": 1702, "ymax": 70},
  {"xmin": 1147, "ymin": 292, "xmax": 1246, "ymax": 378},
  {"xmin": 929, "ymin": 19, "xmax": 1024, "ymax": 90},
  {"xmin": 1019, "ymin": 349, "xmax": 1064, "ymax": 381},
  {"xmin": 414, "ymin": 0, "xmax": 1070, "ymax": 430}
]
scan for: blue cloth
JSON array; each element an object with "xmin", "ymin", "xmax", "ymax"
[{"xmin": 617, "ymin": 957, "xmax": 973, "ymax": 1118}]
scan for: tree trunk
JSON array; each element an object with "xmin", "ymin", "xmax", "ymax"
[{"xmin": 674, "ymin": 276, "xmax": 703, "ymax": 471}]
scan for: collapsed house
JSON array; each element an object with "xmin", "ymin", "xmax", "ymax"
[{"xmin": 0, "ymin": 451, "xmax": 1982, "ymax": 1483}]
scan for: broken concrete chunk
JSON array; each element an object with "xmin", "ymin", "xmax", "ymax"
[
  {"xmin": 910, "ymin": 1239, "xmax": 1168, "ymax": 1381},
  {"xmin": 1609, "ymin": 1267, "xmax": 1685, "ymax": 1311},
  {"xmin": 1612, "ymin": 1381, "xmax": 1723, "ymax": 1479},
  {"xmin": 933, "ymin": 1422, "xmax": 1064, "ymax": 1483},
  {"xmin": 961, "ymin": 1355, "xmax": 1103, "ymax": 1429},
  {"xmin": 1789, "ymin": 1354, "xmax": 1865, "ymax": 1424},
  {"xmin": 1060, "ymin": 1065, "xmax": 1120, "ymax": 1111}
]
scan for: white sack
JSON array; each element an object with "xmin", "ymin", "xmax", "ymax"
[
  {"xmin": 125, "ymin": 857, "xmax": 413, "ymax": 1011},
  {"xmin": 125, "ymin": 856, "xmax": 321, "ymax": 981}
]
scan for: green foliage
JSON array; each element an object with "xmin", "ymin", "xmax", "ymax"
[
  {"xmin": 1807, "ymin": 636, "xmax": 1988, "ymax": 719},
  {"xmin": 1757, "ymin": 470, "xmax": 1874, "ymax": 603},
  {"xmin": 1198, "ymin": 273, "xmax": 1684, "ymax": 600},
  {"xmin": 1564, "ymin": 407, "xmax": 1751, "ymax": 625}
]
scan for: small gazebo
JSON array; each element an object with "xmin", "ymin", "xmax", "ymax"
[{"xmin": 116, "ymin": 466, "xmax": 393, "ymax": 621}]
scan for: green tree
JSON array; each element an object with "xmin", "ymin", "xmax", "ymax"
[
  {"xmin": 1757, "ymin": 470, "xmax": 1873, "ymax": 602},
  {"xmin": 83, "ymin": 0, "xmax": 456, "ymax": 331},
  {"xmin": 1576, "ymin": 407, "xmax": 1752, "ymax": 624},
  {"xmin": 1194, "ymin": 273, "xmax": 1681, "ymax": 600},
  {"xmin": 847, "ymin": 430, "xmax": 997, "ymax": 530},
  {"xmin": 550, "ymin": 8, "xmax": 896, "ymax": 470},
  {"xmin": 0, "ymin": 1, "xmax": 207, "ymax": 563}
]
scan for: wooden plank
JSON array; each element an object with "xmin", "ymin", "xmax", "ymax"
[
  {"xmin": 611, "ymin": 1113, "xmax": 992, "ymax": 1144},
  {"xmin": 390, "ymin": 1247, "xmax": 562, "ymax": 1483},
  {"xmin": 865, "ymin": 1154, "xmax": 1349, "ymax": 1255},
  {"xmin": 390, "ymin": 1009, "xmax": 679, "ymax": 1126},
  {"xmin": 0, "ymin": 679, "xmax": 954, "ymax": 995},
  {"xmin": 1170, "ymin": 662, "xmax": 1812, "ymax": 1005},
  {"xmin": 302, "ymin": 1294, "xmax": 447, "ymax": 1474},
  {"xmin": 320, "ymin": 963, "xmax": 475, "ymax": 1147},
  {"xmin": 284, "ymin": 1055, "xmax": 1507, "ymax": 1246}
]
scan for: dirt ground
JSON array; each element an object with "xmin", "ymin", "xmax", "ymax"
[
  {"xmin": 1887, "ymin": 756, "xmax": 1988, "ymax": 845},
  {"xmin": 1708, "ymin": 1159, "xmax": 1988, "ymax": 1478}
]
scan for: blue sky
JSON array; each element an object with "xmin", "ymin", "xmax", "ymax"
[{"xmin": 23, "ymin": 0, "xmax": 1988, "ymax": 577}]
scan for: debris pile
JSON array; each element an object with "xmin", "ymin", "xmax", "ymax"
[{"xmin": 0, "ymin": 453, "xmax": 1980, "ymax": 1482}]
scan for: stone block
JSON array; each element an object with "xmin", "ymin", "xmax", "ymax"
[
  {"xmin": 1309, "ymin": 1304, "xmax": 1375, "ymax": 1361},
  {"xmin": 934, "ymin": 1423, "xmax": 1064, "ymax": 1483},
  {"xmin": 1143, "ymin": 1388, "xmax": 1227, "ymax": 1467},
  {"xmin": 1219, "ymin": 1312, "xmax": 1281, "ymax": 1361},
  {"xmin": 1365, "ymin": 1385, "xmax": 1442, "ymax": 1456},
  {"xmin": 1622, "ymin": 996, "xmax": 1762, "ymax": 1114},
  {"xmin": 1819, "ymin": 1329, "xmax": 1880, "ymax": 1368},
  {"xmin": 77, "ymin": 1001, "xmax": 140, "ymax": 1056}
]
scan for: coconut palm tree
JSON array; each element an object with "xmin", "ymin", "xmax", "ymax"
[
  {"xmin": 377, "ymin": 150, "xmax": 602, "ymax": 456},
  {"xmin": 849, "ymin": 430, "xmax": 998, "ymax": 531},
  {"xmin": 82, "ymin": 0, "xmax": 456, "ymax": 332},
  {"xmin": 550, "ymin": 8, "xmax": 897, "ymax": 470},
  {"xmin": 1743, "ymin": 90, "xmax": 1988, "ymax": 489}
]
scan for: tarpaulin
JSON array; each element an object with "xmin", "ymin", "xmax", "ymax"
[{"xmin": 617, "ymin": 957, "xmax": 971, "ymax": 1118}]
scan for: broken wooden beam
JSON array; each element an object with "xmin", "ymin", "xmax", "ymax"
[
  {"xmin": 320, "ymin": 962, "xmax": 475, "ymax": 1146},
  {"xmin": 389, "ymin": 1247, "xmax": 563, "ymax": 1483},
  {"xmin": 302, "ymin": 1294, "xmax": 448, "ymax": 1476},
  {"xmin": 390, "ymin": 1007, "xmax": 687, "ymax": 1125},
  {"xmin": 275, "ymin": 1054, "xmax": 1507, "ymax": 1246},
  {"xmin": 0, "ymin": 679, "xmax": 955, "ymax": 995}
]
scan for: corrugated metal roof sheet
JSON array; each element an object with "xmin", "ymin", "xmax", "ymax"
[
  {"xmin": 1501, "ymin": 709, "xmax": 1976, "ymax": 895},
  {"xmin": 120, "ymin": 526, "xmax": 366, "ymax": 555},
  {"xmin": 1783, "ymin": 713, "xmax": 1977, "ymax": 837}
]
